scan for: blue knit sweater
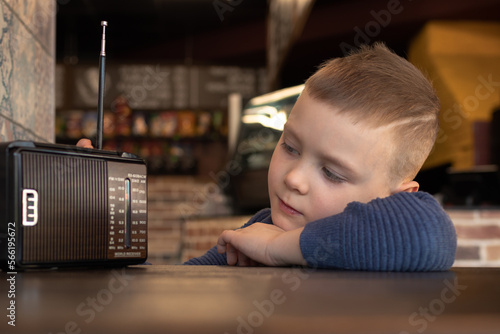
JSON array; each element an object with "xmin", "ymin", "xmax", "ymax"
[{"xmin": 184, "ymin": 192, "xmax": 457, "ymax": 271}]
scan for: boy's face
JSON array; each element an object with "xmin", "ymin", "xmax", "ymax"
[{"xmin": 268, "ymin": 90, "xmax": 401, "ymax": 231}]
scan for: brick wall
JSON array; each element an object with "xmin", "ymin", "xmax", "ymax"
[
  {"xmin": 449, "ymin": 210, "xmax": 500, "ymax": 267},
  {"xmin": 147, "ymin": 175, "xmax": 234, "ymax": 264},
  {"xmin": 148, "ymin": 176, "xmax": 500, "ymax": 267},
  {"xmin": 181, "ymin": 216, "xmax": 251, "ymax": 263}
]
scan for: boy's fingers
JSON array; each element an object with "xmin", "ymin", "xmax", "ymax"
[
  {"xmin": 226, "ymin": 244, "xmax": 238, "ymax": 266},
  {"xmin": 76, "ymin": 138, "xmax": 94, "ymax": 149},
  {"xmin": 237, "ymin": 252, "xmax": 251, "ymax": 267},
  {"xmin": 217, "ymin": 230, "xmax": 232, "ymax": 254},
  {"xmin": 218, "ymin": 230, "xmax": 251, "ymax": 266},
  {"xmin": 216, "ymin": 238, "xmax": 226, "ymax": 254}
]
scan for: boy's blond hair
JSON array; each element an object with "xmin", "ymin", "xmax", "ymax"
[{"xmin": 305, "ymin": 42, "xmax": 440, "ymax": 184}]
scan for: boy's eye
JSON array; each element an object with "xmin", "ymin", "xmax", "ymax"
[
  {"xmin": 281, "ymin": 142, "xmax": 298, "ymax": 155},
  {"xmin": 322, "ymin": 167, "xmax": 345, "ymax": 183}
]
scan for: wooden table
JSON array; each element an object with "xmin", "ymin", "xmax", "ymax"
[{"xmin": 1, "ymin": 265, "xmax": 499, "ymax": 334}]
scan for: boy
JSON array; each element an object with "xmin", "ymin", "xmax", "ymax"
[
  {"xmin": 78, "ymin": 43, "xmax": 456, "ymax": 271},
  {"xmin": 183, "ymin": 43, "xmax": 457, "ymax": 271}
]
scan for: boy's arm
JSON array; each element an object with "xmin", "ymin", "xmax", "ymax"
[
  {"xmin": 300, "ymin": 191, "xmax": 456, "ymax": 271},
  {"xmin": 218, "ymin": 192, "xmax": 457, "ymax": 271},
  {"xmin": 183, "ymin": 209, "xmax": 273, "ymax": 265},
  {"xmin": 217, "ymin": 223, "xmax": 307, "ymax": 266}
]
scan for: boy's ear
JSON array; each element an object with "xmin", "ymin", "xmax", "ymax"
[{"xmin": 393, "ymin": 181, "xmax": 419, "ymax": 194}]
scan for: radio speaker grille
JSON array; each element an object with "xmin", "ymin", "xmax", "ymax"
[{"xmin": 21, "ymin": 152, "xmax": 108, "ymax": 263}]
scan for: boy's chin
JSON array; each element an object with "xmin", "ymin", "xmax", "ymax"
[{"xmin": 270, "ymin": 209, "xmax": 308, "ymax": 231}]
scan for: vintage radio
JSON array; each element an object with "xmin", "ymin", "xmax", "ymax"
[
  {"xmin": 0, "ymin": 21, "xmax": 148, "ymax": 270},
  {"xmin": 0, "ymin": 142, "xmax": 148, "ymax": 270}
]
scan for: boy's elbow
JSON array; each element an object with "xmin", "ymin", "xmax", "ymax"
[
  {"xmin": 394, "ymin": 220, "xmax": 457, "ymax": 272},
  {"xmin": 421, "ymin": 218, "xmax": 457, "ymax": 271},
  {"xmin": 367, "ymin": 214, "xmax": 457, "ymax": 272}
]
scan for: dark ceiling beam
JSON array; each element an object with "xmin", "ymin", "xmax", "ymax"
[
  {"xmin": 133, "ymin": 19, "xmax": 267, "ymax": 63},
  {"xmin": 58, "ymin": 0, "xmax": 500, "ymax": 67},
  {"xmin": 192, "ymin": 20, "xmax": 267, "ymax": 61},
  {"xmin": 278, "ymin": 0, "xmax": 500, "ymax": 87},
  {"xmin": 136, "ymin": 0, "xmax": 500, "ymax": 63},
  {"xmin": 298, "ymin": 0, "xmax": 500, "ymax": 45}
]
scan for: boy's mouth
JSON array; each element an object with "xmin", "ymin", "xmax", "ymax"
[{"xmin": 278, "ymin": 198, "xmax": 303, "ymax": 216}]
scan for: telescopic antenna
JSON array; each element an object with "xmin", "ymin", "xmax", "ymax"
[{"xmin": 96, "ymin": 21, "xmax": 107, "ymax": 150}]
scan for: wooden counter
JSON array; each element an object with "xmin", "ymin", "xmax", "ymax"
[{"xmin": 1, "ymin": 265, "xmax": 499, "ymax": 334}]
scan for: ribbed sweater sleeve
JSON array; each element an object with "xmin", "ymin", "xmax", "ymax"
[
  {"xmin": 299, "ymin": 192, "xmax": 457, "ymax": 271},
  {"xmin": 183, "ymin": 209, "xmax": 273, "ymax": 265}
]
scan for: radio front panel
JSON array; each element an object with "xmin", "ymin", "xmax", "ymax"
[
  {"xmin": 0, "ymin": 143, "xmax": 149, "ymax": 269},
  {"xmin": 106, "ymin": 161, "xmax": 147, "ymax": 260}
]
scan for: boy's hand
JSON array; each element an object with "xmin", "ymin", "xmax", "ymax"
[
  {"xmin": 76, "ymin": 138, "xmax": 94, "ymax": 149},
  {"xmin": 217, "ymin": 223, "xmax": 307, "ymax": 267}
]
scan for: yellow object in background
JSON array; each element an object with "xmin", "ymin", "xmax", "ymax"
[{"xmin": 409, "ymin": 21, "xmax": 500, "ymax": 171}]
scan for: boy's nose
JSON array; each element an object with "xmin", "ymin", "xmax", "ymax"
[{"xmin": 284, "ymin": 164, "xmax": 309, "ymax": 195}]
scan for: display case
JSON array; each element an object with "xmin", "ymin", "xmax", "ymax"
[
  {"xmin": 55, "ymin": 63, "xmax": 266, "ymax": 176},
  {"xmin": 230, "ymin": 84, "xmax": 304, "ymax": 212}
]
